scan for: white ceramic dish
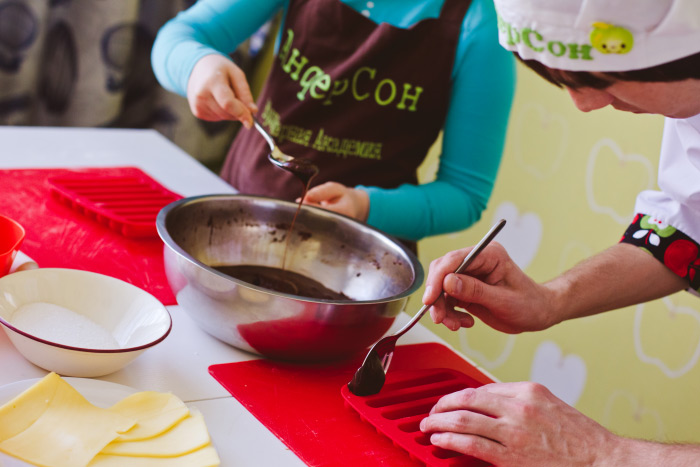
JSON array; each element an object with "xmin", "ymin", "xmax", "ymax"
[
  {"xmin": 0, "ymin": 268, "xmax": 172, "ymax": 377},
  {"xmin": 0, "ymin": 377, "xmax": 139, "ymax": 467}
]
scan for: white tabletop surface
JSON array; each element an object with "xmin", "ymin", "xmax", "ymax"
[{"xmin": 0, "ymin": 126, "xmax": 486, "ymax": 467}]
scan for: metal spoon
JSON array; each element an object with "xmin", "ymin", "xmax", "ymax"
[
  {"xmin": 253, "ymin": 118, "xmax": 319, "ymax": 184},
  {"xmin": 347, "ymin": 218, "xmax": 507, "ymax": 396}
]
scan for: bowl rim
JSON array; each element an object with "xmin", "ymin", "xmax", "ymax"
[
  {"xmin": 156, "ymin": 194, "xmax": 425, "ymax": 304},
  {"xmin": 0, "ymin": 268, "xmax": 173, "ymax": 354}
]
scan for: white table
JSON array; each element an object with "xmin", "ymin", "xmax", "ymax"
[{"xmin": 0, "ymin": 127, "xmax": 488, "ymax": 466}]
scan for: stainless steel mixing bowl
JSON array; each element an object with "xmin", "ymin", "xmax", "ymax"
[{"xmin": 156, "ymin": 194, "xmax": 423, "ymax": 361}]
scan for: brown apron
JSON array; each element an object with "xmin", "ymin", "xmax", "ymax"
[{"xmin": 221, "ymin": 0, "xmax": 471, "ymax": 236}]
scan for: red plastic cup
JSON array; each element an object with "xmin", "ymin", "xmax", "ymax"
[{"xmin": 0, "ymin": 214, "xmax": 25, "ymax": 277}]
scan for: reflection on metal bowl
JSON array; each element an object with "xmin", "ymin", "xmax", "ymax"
[{"xmin": 156, "ymin": 194, "xmax": 423, "ymax": 361}]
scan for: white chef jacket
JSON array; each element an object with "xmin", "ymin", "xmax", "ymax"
[{"xmin": 635, "ymin": 113, "xmax": 700, "ymax": 244}]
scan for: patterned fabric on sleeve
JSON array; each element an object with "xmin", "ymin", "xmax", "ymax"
[{"xmin": 621, "ymin": 213, "xmax": 700, "ymax": 293}]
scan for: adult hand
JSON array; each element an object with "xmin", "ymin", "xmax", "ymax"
[
  {"xmin": 424, "ymin": 242, "xmax": 688, "ymax": 333},
  {"xmin": 420, "ymin": 382, "xmax": 621, "ymax": 466},
  {"xmin": 300, "ymin": 182, "xmax": 369, "ymax": 221},
  {"xmin": 422, "ymin": 243, "xmax": 557, "ymax": 333},
  {"xmin": 186, "ymin": 54, "xmax": 258, "ymax": 128}
]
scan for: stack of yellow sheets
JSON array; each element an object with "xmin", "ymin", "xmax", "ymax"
[{"xmin": 0, "ymin": 373, "xmax": 220, "ymax": 467}]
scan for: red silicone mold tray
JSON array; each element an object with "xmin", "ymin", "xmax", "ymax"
[
  {"xmin": 341, "ymin": 368, "xmax": 491, "ymax": 467},
  {"xmin": 47, "ymin": 169, "xmax": 181, "ymax": 238}
]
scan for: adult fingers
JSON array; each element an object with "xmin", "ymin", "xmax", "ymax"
[
  {"xmin": 444, "ymin": 307, "xmax": 475, "ymax": 329},
  {"xmin": 428, "ymin": 431, "xmax": 504, "ymax": 465},
  {"xmin": 425, "ymin": 243, "xmax": 507, "ymax": 301},
  {"xmin": 428, "ymin": 303, "xmax": 448, "ymax": 325},
  {"xmin": 441, "ymin": 273, "xmax": 501, "ymax": 313},
  {"xmin": 423, "ymin": 248, "xmax": 472, "ymax": 305},
  {"xmin": 429, "ymin": 387, "xmax": 509, "ymax": 417},
  {"xmin": 429, "ymin": 302, "xmax": 474, "ymax": 330},
  {"xmin": 421, "ymin": 410, "xmax": 505, "ymax": 455},
  {"xmin": 456, "ymin": 302, "xmax": 507, "ymax": 332},
  {"xmin": 421, "ymin": 409, "xmax": 503, "ymax": 441}
]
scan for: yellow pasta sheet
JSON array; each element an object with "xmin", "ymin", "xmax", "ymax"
[
  {"xmin": 109, "ymin": 391, "xmax": 189, "ymax": 442},
  {"xmin": 89, "ymin": 444, "xmax": 220, "ymax": 467},
  {"xmin": 0, "ymin": 373, "xmax": 220, "ymax": 467},
  {"xmin": 101, "ymin": 411, "xmax": 210, "ymax": 456},
  {"xmin": 0, "ymin": 373, "xmax": 135, "ymax": 467}
]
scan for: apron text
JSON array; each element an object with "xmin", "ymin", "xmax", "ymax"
[{"xmin": 278, "ymin": 29, "xmax": 423, "ymax": 111}]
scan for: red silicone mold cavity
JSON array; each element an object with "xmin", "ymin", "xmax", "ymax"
[
  {"xmin": 47, "ymin": 169, "xmax": 181, "ymax": 238},
  {"xmin": 341, "ymin": 368, "xmax": 491, "ymax": 467}
]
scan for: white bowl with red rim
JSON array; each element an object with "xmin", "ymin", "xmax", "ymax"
[{"xmin": 0, "ymin": 268, "xmax": 172, "ymax": 377}]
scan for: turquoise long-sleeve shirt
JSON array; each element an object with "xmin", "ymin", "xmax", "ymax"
[{"xmin": 152, "ymin": 0, "xmax": 515, "ymax": 241}]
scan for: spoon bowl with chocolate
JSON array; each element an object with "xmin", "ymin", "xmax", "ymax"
[
  {"xmin": 157, "ymin": 194, "xmax": 423, "ymax": 362},
  {"xmin": 253, "ymin": 117, "xmax": 319, "ymax": 184}
]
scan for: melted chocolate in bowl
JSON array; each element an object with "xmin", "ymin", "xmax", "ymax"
[{"xmin": 214, "ymin": 265, "xmax": 350, "ymax": 301}]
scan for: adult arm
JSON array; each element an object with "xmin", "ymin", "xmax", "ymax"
[
  {"xmin": 423, "ymin": 242, "xmax": 686, "ymax": 332},
  {"xmin": 419, "ymin": 381, "xmax": 700, "ymax": 466},
  {"xmin": 362, "ymin": 0, "xmax": 515, "ymax": 240}
]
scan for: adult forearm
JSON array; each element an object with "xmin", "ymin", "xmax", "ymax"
[
  {"xmin": 606, "ymin": 437, "xmax": 700, "ymax": 466},
  {"xmin": 545, "ymin": 243, "xmax": 686, "ymax": 324}
]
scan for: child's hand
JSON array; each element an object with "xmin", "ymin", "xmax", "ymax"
[
  {"xmin": 300, "ymin": 182, "xmax": 369, "ymax": 221},
  {"xmin": 186, "ymin": 54, "xmax": 258, "ymax": 128}
]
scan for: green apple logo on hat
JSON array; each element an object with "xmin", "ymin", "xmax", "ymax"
[{"xmin": 590, "ymin": 22, "xmax": 634, "ymax": 54}]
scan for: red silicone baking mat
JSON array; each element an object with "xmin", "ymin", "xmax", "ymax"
[
  {"xmin": 342, "ymin": 368, "xmax": 489, "ymax": 466},
  {"xmin": 0, "ymin": 167, "xmax": 181, "ymax": 305},
  {"xmin": 48, "ymin": 171, "xmax": 180, "ymax": 238},
  {"xmin": 209, "ymin": 342, "xmax": 495, "ymax": 467}
]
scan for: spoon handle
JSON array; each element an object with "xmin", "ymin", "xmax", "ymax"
[
  {"xmin": 393, "ymin": 218, "xmax": 506, "ymax": 338},
  {"xmin": 253, "ymin": 118, "xmax": 276, "ymax": 153}
]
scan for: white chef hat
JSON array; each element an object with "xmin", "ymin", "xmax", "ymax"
[{"xmin": 494, "ymin": 0, "xmax": 700, "ymax": 71}]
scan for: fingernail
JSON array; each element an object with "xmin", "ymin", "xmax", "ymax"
[
  {"xmin": 446, "ymin": 274, "xmax": 462, "ymax": 294},
  {"xmin": 419, "ymin": 419, "xmax": 426, "ymax": 431},
  {"xmin": 422, "ymin": 285, "xmax": 432, "ymax": 303}
]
